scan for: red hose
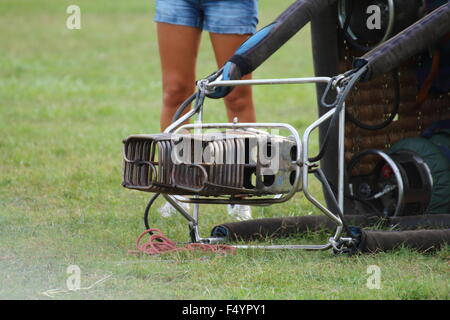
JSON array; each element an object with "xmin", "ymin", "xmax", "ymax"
[{"xmin": 131, "ymin": 228, "xmax": 236, "ymax": 255}]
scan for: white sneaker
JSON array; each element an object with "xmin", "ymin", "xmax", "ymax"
[
  {"xmin": 158, "ymin": 201, "xmax": 190, "ymax": 218},
  {"xmin": 227, "ymin": 204, "xmax": 252, "ymax": 221}
]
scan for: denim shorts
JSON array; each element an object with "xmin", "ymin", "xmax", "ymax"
[{"xmin": 154, "ymin": 0, "xmax": 258, "ymax": 34}]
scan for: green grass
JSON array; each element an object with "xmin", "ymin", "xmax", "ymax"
[{"xmin": 0, "ymin": 0, "xmax": 449, "ymax": 300}]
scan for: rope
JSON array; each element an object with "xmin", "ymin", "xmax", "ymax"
[
  {"xmin": 130, "ymin": 228, "xmax": 236, "ymax": 255},
  {"xmin": 416, "ymin": 33, "xmax": 450, "ymax": 108},
  {"xmin": 416, "ymin": 48, "xmax": 441, "ymax": 107}
]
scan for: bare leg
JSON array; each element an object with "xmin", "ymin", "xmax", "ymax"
[
  {"xmin": 209, "ymin": 33, "xmax": 256, "ymax": 123},
  {"xmin": 157, "ymin": 23, "xmax": 202, "ymax": 131}
]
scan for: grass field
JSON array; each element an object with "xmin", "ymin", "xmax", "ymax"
[{"xmin": 1, "ymin": 0, "xmax": 449, "ymax": 300}]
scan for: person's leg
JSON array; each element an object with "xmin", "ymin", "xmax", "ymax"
[
  {"xmin": 157, "ymin": 22, "xmax": 202, "ymax": 131},
  {"xmin": 209, "ymin": 33, "xmax": 256, "ymax": 123}
]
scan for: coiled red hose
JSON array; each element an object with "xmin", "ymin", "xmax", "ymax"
[{"xmin": 131, "ymin": 229, "xmax": 236, "ymax": 255}]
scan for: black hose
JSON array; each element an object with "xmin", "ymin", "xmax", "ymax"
[
  {"xmin": 171, "ymin": 92, "xmax": 197, "ymax": 123},
  {"xmin": 144, "ymin": 193, "xmax": 161, "ymax": 231},
  {"xmin": 346, "ymin": 69, "xmax": 400, "ymax": 130},
  {"xmin": 341, "ymin": 0, "xmax": 353, "ymax": 35},
  {"xmin": 309, "ymin": 67, "xmax": 365, "ymax": 162}
]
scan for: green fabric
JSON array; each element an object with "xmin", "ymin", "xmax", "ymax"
[
  {"xmin": 390, "ymin": 136, "xmax": 450, "ymax": 214},
  {"xmin": 430, "ymin": 129, "xmax": 450, "ymax": 150}
]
